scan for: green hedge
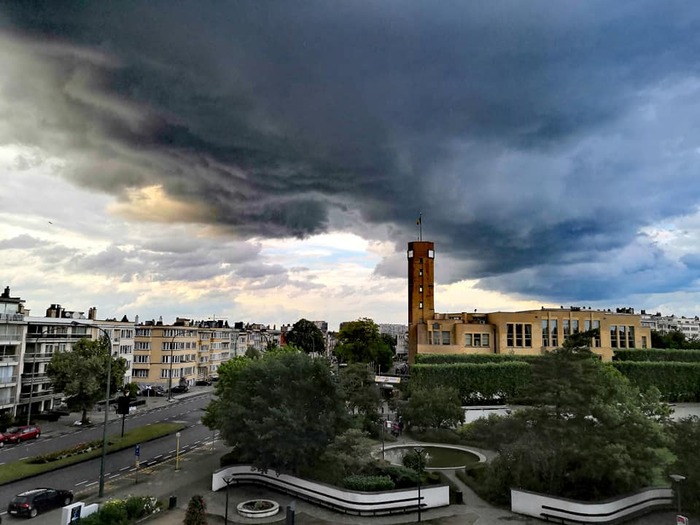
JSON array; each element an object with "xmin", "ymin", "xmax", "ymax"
[
  {"xmin": 612, "ymin": 361, "xmax": 700, "ymax": 402},
  {"xmin": 410, "ymin": 357, "xmax": 700, "ymax": 404},
  {"xmin": 411, "ymin": 362, "xmax": 531, "ymax": 404},
  {"xmin": 614, "ymin": 349, "xmax": 700, "ymax": 362},
  {"xmin": 342, "ymin": 475, "xmax": 395, "ymax": 491},
  {"xmin": 415, "ymin": 354, "xmax": 542, "ymax": 365}
]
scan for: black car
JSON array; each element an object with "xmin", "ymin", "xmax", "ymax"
[
  {"xmin": 169, "ymin": 385, "xmax": 189, "ymax": 394},
  {"xmin": 8, "ymin": 488, "xmax": 73, "ymax": 518}
]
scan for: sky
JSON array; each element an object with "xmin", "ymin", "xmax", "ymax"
[{"xmin": 2, "ymin": 2, "xmax": 700, "ymax": 331}]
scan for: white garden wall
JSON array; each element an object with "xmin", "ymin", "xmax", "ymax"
[
  {"xmin": 212, "ymin": 465, "xmax": 450, "ymax": 516},
  {"xmin": 511, "ymin": 486, "xmax": 673, "ymax": 523}
]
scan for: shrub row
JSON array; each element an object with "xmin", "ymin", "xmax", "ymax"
[
  {"xmin": 343, "ymin": 475, "xmax": 395, "ymax": 491},
  {"xmin": 78, "ymin": 496, "xmax": 162, "ymax": 525},
  {"xmin": 613, "ymin": 349, "xmax": 700, "ymax": 362},
  {"xmin": 612, "ymin": 361, "xmax": 700, "ymax": 402},
  {"xmin": 410, "ymin": 362, "xmax": 532, "ymax": 405},
  {"xmin": 412, "ymin": 358, "xmax": 700, "ymax": 403},
  {"xmin": 415, "ymin": 354, "xmax": 542, "ymax": 365}
]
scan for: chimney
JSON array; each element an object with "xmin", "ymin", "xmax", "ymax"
[
  {"xmin": 88, "ymin": 307, "xmax": 97, "ymax": 320},
  {"xmin": 1, "ymin": 286, "xmax": 9, "ymax": 299},
  {"xmin": 46, "ymin": 304, "xmax": 60, "ymax": 318}
]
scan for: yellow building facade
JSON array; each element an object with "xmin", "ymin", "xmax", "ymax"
[{"xmin": 408, "ymin": 241, "xmax": 651, "ymax": 363}]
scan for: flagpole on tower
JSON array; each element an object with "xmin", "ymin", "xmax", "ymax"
[{"xmin": 417, "ymin": 213, "xmax": 422, "ymax": 241}]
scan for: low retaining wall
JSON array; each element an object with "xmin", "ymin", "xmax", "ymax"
[
  {"xmin": 213, "ymin": 465, "xmax": 450, "ymax": 516},
  {"xmin": 511, "ymin": 486, "xmax": 673, "ymax": 524}
]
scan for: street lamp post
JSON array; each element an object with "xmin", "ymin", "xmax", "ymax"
[
  {"xmin": 175, "ymin": 431, "xmax": 181, "ymax": 471},
  {"xmin": 670, "ymin": 474, "xmax": 686, "ymax": 515},
  {"xmin": 223, "ymin": 475, "xmax": 234, "ymax": 524},
  {"xmin": 413, "ymin": 446, "xmax": 426, "ymax": 522},
  {"xmin": 72, "ymin": 321, "xmax": 113, "ymax": 499}
]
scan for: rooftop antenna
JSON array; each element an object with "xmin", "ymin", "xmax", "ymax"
[{"xmin": 417, "ymin": 212, "xmax": 422, "ymax": 241}]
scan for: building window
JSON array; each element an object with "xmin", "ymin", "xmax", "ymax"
[
  {"xmin": 619, "ymin": 325, "xmax": 627, "ymax": 348},
  {"xmin": 419, "ymin": 302, "xmax": 423, "ymax": 309},
  {"xmin": 641, "ymin": 335, "xmax": 648, "ymax": 349},
  {"xmin": 563, "ymin": 320, "xmax": 570, "ymax": 338},
  {"xmin": 135, "ymin": 341, "xmax": 150, "ymax": 350},
  {"xmin": 473, "ymin": 334, "xmax": 481, "ymax": 346},
  {"xmin": 627, "ymin": 326, "xmax": 635, "ymax": 348},
  {"xmin": 550, "ymin": 319, "xmax": 558, "ymax": 347},
  {"xmin": 593, "ymin": 320, "xmax": 601, "ymax": 347},
  {"xmin": 419, "ymin": 269, "xmax": 423, "ymax": 276},
  {"xmin": 419, "ymin": 285, "xmax": 423, "ymax": 293},
  {"xmin": 441, "ymin": 331, "xmax": 450, "ymax": 345},
  {"xmin": 132, "ymin": 369, "xmax": 148, "ymax": 378},
  {"xmin": 482, "ymin": 333, "xmax": 489, "ymax": 346},
  {"xmin": 428, "ymin": 249, "xmax": 434, "ymax": 258},
  {"xmin": 133, "ymin": 355, "xmax": 149, "ymax": 364},
  {"xmin": 464, "ymin": 334, "xmax": 472, "ymax": 346},
  {"xmin": 610, "ymin": 325, "xmax": 618, "ymax": 348},
  {"xmin": 408, "ymin": 249, "xmax": 414, "ymax": 258},
  {"xmin": 507, "ymin": 323, "xmax": 532, "ymax": 348},
  {"xmin": 572, "ymin": 319, "xmax": 579, "ymax": 334},
  {"xmin": 542, "ymin": 320, "xmax": 549, "ymax": 347}
]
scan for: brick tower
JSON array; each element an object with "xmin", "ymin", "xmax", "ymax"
[{"xmin": 407, "ymin": 241, "xmax": 435, "ymax": 363}]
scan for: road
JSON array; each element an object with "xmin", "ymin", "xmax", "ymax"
[{"xmin": 0, "ymin": 392, "xmax": 214, "ymax": 520}]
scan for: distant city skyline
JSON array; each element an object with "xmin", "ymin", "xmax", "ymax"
[{"xmin": 3, "ymin": 3, "xmax": 700, "ymax": 330}]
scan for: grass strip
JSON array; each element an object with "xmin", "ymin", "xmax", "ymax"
[{"xmin": 0, "ymin": 422, "xmax": 185, "ymax": 485}]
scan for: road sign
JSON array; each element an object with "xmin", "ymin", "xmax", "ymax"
[
  {"xmin": 135, "ymin": 444, "xmax": 141, "ymax": 457},
  {"xmin": 677, "ymin": 515, "xmax": 689, "ymax": 525}
]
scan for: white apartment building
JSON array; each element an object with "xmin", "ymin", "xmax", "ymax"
[{"xmin": 641, "ymin": 312, "xmax": 700, "ymax": 341}]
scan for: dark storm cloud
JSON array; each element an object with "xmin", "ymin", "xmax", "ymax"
[{"xmin": 4, "ymin": 1, "xmax": 700, "ymax": 303}]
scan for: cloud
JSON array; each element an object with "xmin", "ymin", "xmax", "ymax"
[{"xmin": 3, "ymin": 1, "xmax": 700, "ymax": 317}]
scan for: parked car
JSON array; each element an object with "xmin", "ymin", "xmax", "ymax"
[
  {"xmin": 7, "ymin": 488, "xmax": 73, "ymax": 518},
  {"xmin": 0, "ymin": 431, "xmax": 8, "ymax": 447},
  {"xmin": 4, "ymin": 425, "xmax": 41, "ymax": 444},
  {"xmin": 195, "ymin": 379, "xmax": 212, "ymax": 386},
  {"xmin": 169, "ymin": 385, "xmax": 189, "ymax": 394}
]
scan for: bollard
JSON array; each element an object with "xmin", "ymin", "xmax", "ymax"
[{"xmin": 169, "ymin": 495, "xmax": 177, "ymax": 509}]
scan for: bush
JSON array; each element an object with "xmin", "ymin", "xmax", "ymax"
[
  {"xmin": 368, "ymin": 464, "xmax": 419, "ymax": 488},
  {"xmin": 74, "ymin": 496, "xmax": 161, "ymax": 525},
  {"xmin": 79, "ymin": 499, "xmax": 128, "ymax": 525},
  {"xmin": 184, "ymin": 495, "xmax": 207, "ymax": 525},
  {"xmin": 342, "ymin": 475, "xmax": 395, "ymax": 491}
]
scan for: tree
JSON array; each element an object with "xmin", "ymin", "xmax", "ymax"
[
  {"xmin": 203, "ymin": 350, "xmax": 348, "ymax": 475},
  {"xmin": 46, "ymin": 337, "xmax": 128, "ymax": 424},
  {"xmin": 380, "ymin": 333, "xmax": 397, "ymax": 355},
  {"xmin": 477, "ymin": 331, "xmax": 673, "ymax": 501},
  {"xmin": 668, "ymin": 417, "xmax": 700, "ymax": 515},
  {"xmin": 244, "ymin": 345, "xmax": 261, "ymax": 359},
  {"xmin": 402, "ymin": 385, "xmax": 464, "ymax": 431},
  {"xmin": 337, "ymin": 363, "xmax": 382, "ymax": 432},
  {"xmin": 183, "ymin": 495, "xmax": 207, "ymax": 525},
  {"xmin": 334, "ymin": 318, "xmax": 393, "ymax": 372},
  {"xmin": 286, "ymin": 319, "xmax": 325, "ymax": 354}
]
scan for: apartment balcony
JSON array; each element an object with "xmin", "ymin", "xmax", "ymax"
[
  {"xmin": 19, "ymin": 388, "xmax": 55, "ymax": 401},
  {"xmin": 0, "ymin": 396, "xmax": 17, "ymax": 408},
  {"xmin": 0, "ymin": 353, "xmax": 19, "ymax": 364},
  {"xmin": 23, "ymin": 352, "xmax": 55, "ymax": 362}
]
